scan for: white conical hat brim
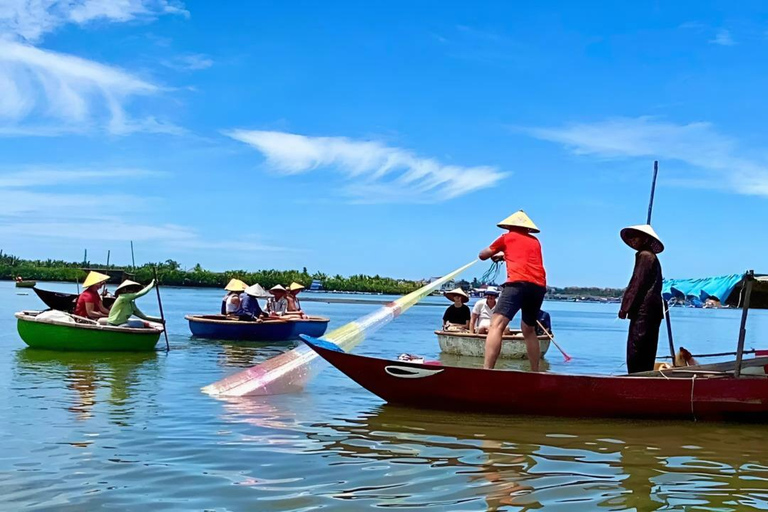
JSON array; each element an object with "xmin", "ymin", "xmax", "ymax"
[
  {"xmin": 115, "ymin": 280, "xmax": 141, "ymax": 293},
  {"xmin": 620, "ymin": 224, "xmax": 664, "ymax": 253},
  {"xmin": 270, "ymin": 285, "xmax": 287, "ymax": 293},
  {"xmin": 497, "ymin": 210, "xmax": 540, "ymax": 233},
  {"xmin": 245, "ymin": 284, "xmax": 271, "ymax": 298},
  {"xmin": 443, "ymin": 287, "xmax": 469, "ymax": 303}
]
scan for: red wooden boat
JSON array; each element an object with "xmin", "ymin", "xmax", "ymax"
[
  {"xmin": 302, "ymin": 337, "xmax": 768, "ymax": 420},
  {"xmin": 301, "ymin": 271, "xmax": 768, "ymax": 421}
]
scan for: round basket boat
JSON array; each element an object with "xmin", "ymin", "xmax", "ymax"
[
  {"xmin": 16, "ymin": 311, "xmax": 162, "ymax": 352},
  {"xmin": 435, "ymin": 330, "xmax": 550, "ymax": 359},
  {"xmin": 186, "ymin": 314, "xmax": 330, "ymax": 341}
]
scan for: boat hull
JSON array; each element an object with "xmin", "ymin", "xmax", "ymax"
[
  {"xmin": 302, "ymin": 338, "xmax": 768, "ymax": 421},
  {"xmin": 186, "ymin": 315, "xmax": 329, "ymax": 341},
  {"xmin": 16, "ymin": 312, "xmax": 161, "ymax": 352},
  {"xmin": 436, "ymin": 331, "xmax": 550, "ymax": 359}
]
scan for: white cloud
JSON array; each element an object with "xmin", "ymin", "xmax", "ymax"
[
  {"xmin": 225, "ymin": 130, "xmax": 506, "ymax": 202},
  {"xmin": 527, "ymin": 116, "xmax": 768, "ymax": 197},
  {"xmin": 0, "ymin": 40, "xmax": 184, "ymax": 135},
  {"xmin": 0, "ymin": 0, "xmax": 188, "ymax": 43},
  {"xmin": 0, "ymin": 167, "xmax": 161, "ymax": 187},
  {"xmin": 710, "ymin": 29, "xmax": 736, "ymax": 46}
]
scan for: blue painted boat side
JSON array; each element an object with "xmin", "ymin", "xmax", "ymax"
[{"xmin": 186, "ymin": 316, "xmax": 329, "ymax": 341}]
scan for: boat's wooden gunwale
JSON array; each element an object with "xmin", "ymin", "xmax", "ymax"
[
  {"xmin": 185, "ymin": 314, "xmax": 329, "ymax": 325},
  {"xmin": 434, "ymin": 330, "xmax": 549, "ymax": 341},
  {"xmin": 15, "ymin": 311, "xmax": 163, "ymax": 335}
]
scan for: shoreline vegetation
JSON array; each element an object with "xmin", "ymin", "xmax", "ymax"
[{"xmin": 1, "ymin": 251, "xmax": 625, "ymax": 299}]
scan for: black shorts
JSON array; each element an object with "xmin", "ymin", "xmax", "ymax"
[{"xmin": 495, "ymin": 281, "xmax": 546, "ymax": 326}]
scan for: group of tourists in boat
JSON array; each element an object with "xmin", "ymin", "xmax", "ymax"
[
  {"xmin": 220, "ymin": 279, "xmax": 307, "ymax": 321},
  {"xmin": 435, "ymin": 210, "xmax": 665, "ymax": 374},
  {"xmin": 71, "ymin": 271, "xmax": 164, "ymax": 329}
]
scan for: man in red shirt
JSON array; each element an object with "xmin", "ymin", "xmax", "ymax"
[{"xmin": 478, "ymin": 210, "xmax": 547, "ymax": 371}]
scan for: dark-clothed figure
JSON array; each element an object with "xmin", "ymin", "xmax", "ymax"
[
  {"xmin": 442, "ymin": 287, "xmax": 471, "ymax": 331},
  {"xmin": 236, "ymin": 285, "xmax": 266, "ymax": 321},
  {"xmin": 618, "ymin": 224, "xmax": 665, "ymax": 373}
]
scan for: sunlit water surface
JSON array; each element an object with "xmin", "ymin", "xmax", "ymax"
[{"xmin": 2, "ymin": 281, "xmax": 768, "ymax": 510}]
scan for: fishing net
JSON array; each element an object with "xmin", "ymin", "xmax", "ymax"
[{"xmin": 480, "ymin": 261, "xmax": 502, "ymax": 284}]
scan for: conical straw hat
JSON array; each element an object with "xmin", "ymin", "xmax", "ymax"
[
  {"xmin": 115, "ymin": 280, "xmax": 142, "ymax": 294},
  {"xmin": 497, "ymin": 210, "xmax": 540, "ymax": 233},
  {"xmin": 245, "ymin": 283, "xmax": 271, "ymax": 298},
  {"xmin": 270, "ymin": 284, "xmax": 287, "ymax": 294},
  {"xmin": 83, "ymin": 271, "xmax": 110, "ymax": 288},
  {"xmin": 224, "ymin": 278, "xmax": 248, "ymax": 292},
  {"xmin": 289, "ymin": 282, "xmax": 305, "ymax": 292},
  {"xmin": 443, "ymin": 287, "xmax": 469, "ymax": 303},
  {"xmin": 620, "ymin": 224, "xmax": 664, "ymax": 254}
]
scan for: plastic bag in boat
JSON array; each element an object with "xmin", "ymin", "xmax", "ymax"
[{"xmin": 35, "ymin": 310, "xmax": 75, "ymax": 324}]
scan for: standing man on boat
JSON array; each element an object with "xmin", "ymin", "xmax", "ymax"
[
  {"xmin": 478, "ymin": 211, "xmax": 547, "ymax": 371},
  {"xmin": 618, "ymin": 224, "xmax": 664, "ymax": 373}
]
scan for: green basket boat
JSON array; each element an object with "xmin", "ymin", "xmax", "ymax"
[{"xmin": 15, "ymin": 311, "xmax": 163, "ymax": 352}]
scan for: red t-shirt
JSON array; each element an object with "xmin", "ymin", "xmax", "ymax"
[
  {"xmin": 489, "ymin": 231, "xmax": 547, "ymax": 287},
  {"xmin": 74, "ymin": 289, "xmax": 102, "ymax": 318}
]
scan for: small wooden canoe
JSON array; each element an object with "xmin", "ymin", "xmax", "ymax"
[
  {"xmin": 186, "ymin": 314, "xmax": 330, "ymax": 341},
  {"xmin": 16, "ymin": 311, "xmax": 162, "ymax": 352},
  {"xmin": 33, "ymin": 287, "xmax": 116, "ymax": 312},
  {"xmin": 15, "ymin": 280, "xmax": 36, "ymax": 288},
  {"xmin": 435, "ymin": 330, "xmax": 550, "ymax": 359}
]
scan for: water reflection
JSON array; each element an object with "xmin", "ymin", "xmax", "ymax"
[
  {"xmin": 14, "ymin": 349, "xmax": 159, "ymax": 423},
  {"xmin": 212, "ymin": 341, "xmax": 297, "ymax": 369}
]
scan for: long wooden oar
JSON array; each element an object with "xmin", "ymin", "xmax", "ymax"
[
  {"xmin": 536, "ymin": 320, "xmax": 571, "ymax": 362},
  {"xmin": 153, "ymin": 266, "xmax": 170, "ymax": 352}
]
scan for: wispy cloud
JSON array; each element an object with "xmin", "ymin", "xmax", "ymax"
[
  {"xmin": 710, "ymin": 29, "xmax": 736, "ymax": 46},
  {"xmin": 527, "ymin": 116, "xmax": 768, "ymax": 197},
  {"xmin": 0, "ymin": 166, "xmax": 290, "ymax": 252},
  {"xmin": 0, "ymin": 2, "xmax": 187, "ymax": 136},
  {"xmin": 225, "ymin": 130, "xmax": 507, "ymax": 203},
  {"xmin": 0, "ymin": 0, "xmax": 188, "ymax": 43},
  {"xmin": 160, "ymin": 53, "xmax": 213, "ymax": 71}
]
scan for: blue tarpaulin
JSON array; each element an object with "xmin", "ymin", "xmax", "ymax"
[{"xmin": 662, "ymin": 274, "xmax": 744, "ymax": 302}]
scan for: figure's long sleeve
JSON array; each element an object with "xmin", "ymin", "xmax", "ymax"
[{"xmin": 621, "ymin": 252, "xmax": 655, "ymax": 316}]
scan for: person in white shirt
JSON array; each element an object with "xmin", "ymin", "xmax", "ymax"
[
  {"xmin": 470, "ymin": 287, "xmax": 499, "ymax": 334},
  {"xmin": 267, "ymin": 284, "xmax": 289, "ymax": 316}
]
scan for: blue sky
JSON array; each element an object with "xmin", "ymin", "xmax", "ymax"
[{"xmin": 1, "ymin": 1, "xmax": 768, "ymax": 287}]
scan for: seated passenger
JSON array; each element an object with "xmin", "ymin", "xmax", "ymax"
[
  {"xmin": 267, "ymin": 285, "xmax": 288, "ymax": 316},
  {"xmin": 75, "ymin": 271, "xmax": 111, "ymax": 320},
  {"xmin": 235, "ymin": 285, "xmax": 266, "ymax": 321},
  {"xmin": 286, "ymin": 282, "xmax": 307, "ymax": 317},
  {"xmin": 221, "ymin": 278, "xmax": 248, "ymax": 315},
  {"xmin": 442, "ymin": 287, "xmax": 470, "ymax": 331},
  {"xmin": 470, "ymin": 287, "xmax": 499, "ymax": 334},
  {"xmin": 102, "ymin": 280, "xmax": 163, "ymax": 328}
]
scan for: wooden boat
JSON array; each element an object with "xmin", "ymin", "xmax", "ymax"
[
  {"xmin": 15, "ymin": 280, "xmax": 36, "ymax": 288},
  {"xmin": 435, "ymin": 330, "xmax": 550, "ymax": 359},
  {"xmin": 15, "ymin": 311, "xmax": 162, "ymax": 352},
  {"xmin": 185, "ymin": 314, "xmax": 329, "ymax": 341},
  {"xmin": 299, "ymin": 271, "xmax": 768, "ymax": 421},
  {"xmin": 33, "ymin": 287, "xmax": 116, "ymax": 312},
  {"xmin": 301, "ymin": 336, "xmax": 768, "ymax": 421}
]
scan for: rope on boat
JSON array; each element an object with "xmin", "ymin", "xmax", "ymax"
[{"xmin": 690, "ymin": 374, "xmax": 697, "ymax": 422}]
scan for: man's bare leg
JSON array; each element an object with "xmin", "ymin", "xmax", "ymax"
[
  {"xmin": 522, "ymin": 321, "xmax": 540, "ymax": 372},
  {"xmin": 484, "ymin": 313, "xmax": 511, "ymax": 369}
]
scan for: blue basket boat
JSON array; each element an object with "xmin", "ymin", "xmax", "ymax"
[{"xmin": 185, "ymin": 315, "xmax": 329, "ymax": 341}]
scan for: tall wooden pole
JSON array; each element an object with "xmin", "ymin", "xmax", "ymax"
[
  {"xmin": 153, "ymin": 265, "xmax": 170, "ymax": 352},
  {"xmin": 130, "ymin": 241, "xmax": 136, "ymax": 270},
  {"xmin": 647, "ymin": 160, "xmax": 659, "ymax": 224},
  {"xmin": 106, "ymin": 250, "xmax": 110, "ymax": 269},
  {"xmin": 646, "ymin": 161, "xmax": 675, "ymax": 361},
  {"xmin": 734, "ymin": 272, "xmax": 754, "ymax": 378}
]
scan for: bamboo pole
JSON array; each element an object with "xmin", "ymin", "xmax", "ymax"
[
  {"xmin": 130, "ymin": 241, "xmax": 136, "ymax": 270},
  {"xmin": 153, "ymin": 266, "xmax": 170, "ymax": 352},
  {"xmin": 734, "ymin": 272, "xmax": 754, "ymax": 377}
]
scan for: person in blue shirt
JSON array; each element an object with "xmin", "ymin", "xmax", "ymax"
[{"xmin": 235, "ymin": 284, "xmax": 266, "ymax": 321}]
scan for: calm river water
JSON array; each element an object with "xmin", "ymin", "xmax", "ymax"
[{"xmin": 3, "ymin": 280, "xmax": 768, "ymax": 510}]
